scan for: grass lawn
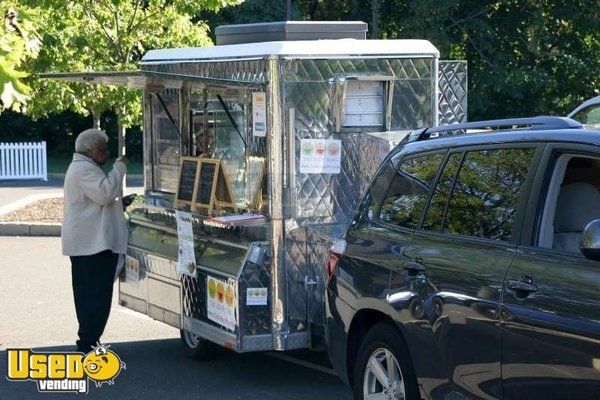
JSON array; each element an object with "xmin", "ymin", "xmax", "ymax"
[{"xmin": 47, "ymin": 157, "xmax": 143, "ymax": 174}]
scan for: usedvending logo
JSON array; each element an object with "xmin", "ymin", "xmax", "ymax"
[{"xmin": 6, "ymin": 344, "xmax": 125, "ymax": 394}]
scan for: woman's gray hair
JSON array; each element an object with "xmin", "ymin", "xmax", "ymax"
[{"xmin": 75, "ymin": 129, "xmax": 109, "ymax": 154}]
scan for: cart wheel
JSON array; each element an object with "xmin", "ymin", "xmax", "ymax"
[{"xmin": 180, "ymin": 329, "xmax": 217, "ymax": 361}]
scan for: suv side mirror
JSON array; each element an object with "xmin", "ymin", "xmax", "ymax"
[{"xmin": 580, "ymin": 219, "xmax": 600, "ymax": 261}]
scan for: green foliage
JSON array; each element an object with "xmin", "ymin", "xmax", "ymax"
[
  {"xmin": 0, "ymin": 2, "xmax": 41, "ymax": 111},
  {"xmin": 198, "ymin": 0, "xmax": 293, "ymax": 42},
  {"xmin": 285, "ymin": 0, "xmax": 600, "ymax": 119},
  {"xmin": 24, "ymin": 0, "xmax": 237, "ymax": 128}
]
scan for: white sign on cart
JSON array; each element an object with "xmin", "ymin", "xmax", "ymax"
[
  {"xmin": 299, "ymin": 139, "xmax": 342, "ymax": 174},
  {"xmin": 175, "ymin": 210, "xmax": 197, "ymax": 277},
  {"xmin": 207, "ymin": 275, "xmax": 238, "ymax": 331}
]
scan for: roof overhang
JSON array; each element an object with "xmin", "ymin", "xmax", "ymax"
[
  {"xmin": 40, "ymin": 70, "xmax": 265, "ymax": 89},
  {"xmin": 141, "ymin": 39, "xmax": 439, "ymax": 64}
]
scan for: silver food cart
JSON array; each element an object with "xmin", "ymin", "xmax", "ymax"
[{"xmin": 47, "ymin": 21, "xmax": 467, "ymax": 354}]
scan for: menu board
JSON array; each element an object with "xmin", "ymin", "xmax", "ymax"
[
  {"xmin": 196, "ymin": 161, "xmax": 217, "ymax": 206},
  {"xmin": 175, "ymin": 157, "xmax": 200, "ymax": 207},
  {"xmin": 192, "ymin": 158, "xmax": 237, "ymax": 213}
]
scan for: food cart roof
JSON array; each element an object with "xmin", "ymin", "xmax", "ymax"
[
  {"xmin": 40, "ymin": 70, "xmax": 264, "ymax": 87},
  {"xmin": 140, "ymin": 39, "xmax": 439, "ymax": 64},
  {"xmin": 39, "ymin": 71, "xmax": 176, "ymax": 89}
]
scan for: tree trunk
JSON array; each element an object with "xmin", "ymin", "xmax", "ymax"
[
  {"xmin": 371, "ymin": 0, "xmax": 380, "ymax": 39},
  {"xmin": 351, "ymin": 0, "xmax": 359, "ymax": 19},
  {"xmin": 92, "ymin": 111, "xmax": 101, "ymax": 129},
  {"xmin": 308, "ymin": 0, "xmax": 318, "ymax": 19}
]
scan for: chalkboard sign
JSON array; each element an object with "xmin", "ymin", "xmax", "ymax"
[
  {"xmin": 192, "ymin": 158, "xmax": 237, "ymax": 214},
  {"xmin": 196, "ymin": 161, "xmax": 217, "ymax": 206},
  {"xmin": 175, "ymin": 157, "xmax": 200, "ymax": 207},
  {"xmin": 215, "ymin": 168, "xmax": 235, "ymax": 205}
]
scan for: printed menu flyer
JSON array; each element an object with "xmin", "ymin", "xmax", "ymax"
[
  {"xmin": 176, "ymin": 210, "xmax": 197, "ymax": 277},
  {"xmin": 299, "ymin": 139, "xmax": 342, "ymax": 174}
]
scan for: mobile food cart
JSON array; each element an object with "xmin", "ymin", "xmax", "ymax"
[{"xmin": 47, "ymin": 21, "xmax": 467, "ymax": 355}]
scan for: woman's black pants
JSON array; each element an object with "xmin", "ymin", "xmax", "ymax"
[{"xmin": 70, "ymin": 250, "xmax": 118, "ymax": 352}]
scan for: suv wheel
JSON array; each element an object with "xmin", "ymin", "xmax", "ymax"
[
  {"xmin": 353, "ymin": 323, "xmax": 418, "ymax": 400},
  {"xmin": 180, "ymin": 329, "xmax": 217, "ymax": 360}
]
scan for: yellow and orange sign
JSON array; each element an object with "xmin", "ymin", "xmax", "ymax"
[
  {"xmin": 207, "ymin": 275, "xmax": 237, "ymax": 331},
  {"xmin": 6, "ymin": 344, "xmax": 125, "ymax": 394}
]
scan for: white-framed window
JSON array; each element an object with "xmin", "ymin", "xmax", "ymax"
[
  {"xmin": 343, "ymin": 80, "xmax": 385, "ymax": 127},
  {"xmin": 331, "ymin": 76, "xmax": 394, "ymax": 132}
]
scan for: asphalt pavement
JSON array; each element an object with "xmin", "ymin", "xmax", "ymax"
[{"xmin": 0, "ymin": 236, "xmax": 352, "ymax": 400}]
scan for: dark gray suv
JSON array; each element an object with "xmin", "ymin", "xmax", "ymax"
[{"xmin": 325, "ymin": 117, "xmax": 600, "ymax": 400}]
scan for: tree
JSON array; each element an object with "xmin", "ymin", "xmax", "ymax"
[
  {"xmin": 248, "ymin": 0, "xmax": 599, "ymax": 119},
  {"xmin": 198, "ymin": 0, "xmax": 295, "ymax": 41},
  {"xmin": 24, "ymin": 0, "xmax": 239, "ymax": 159},
  {"xmin": 0, "ymin": 2, "xmax": 41, "ymax": 111},
  {"xmin": 376, "ymin": 0, "xmax": 600, "ymax": 118}
]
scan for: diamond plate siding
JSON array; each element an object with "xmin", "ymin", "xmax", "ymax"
[
  {"xmin": 181, "ymin": 248, "xmax": 273, "ymax": 342},
  {"xmin": 142, "ymin": 59, "xmax": 268, "ymax": 83},
  {"xmin": 283, "ymin": 58, "xmax": 434, "ymax": 223},
  {"xmin": 285, "ymin": 223, "xmax": 349, "ymax": 325},
  {"xmin": 289, "ymin": 129, "xmax": 395, "ymax": 220},
  {"xmin": 282, "ymin": 58, "xmax": 432, "ymax": 82},
  {"xmin": 282, "ymin": 58, "xmax": 436, "ymax": 325},
  {"xmin": 238, "ymin": 249, "xmax": 272, "ymax": 336},
  {"xmin": 438, "ymin": 60, "xmax": 468, "ymax": 125},
  {"xmin": 284, "ymin": 230, "xmax": 310, "ymax": 328},
  {"xmin": 182, "ymin": 273, "xmax": 208, "ymax": 322}
]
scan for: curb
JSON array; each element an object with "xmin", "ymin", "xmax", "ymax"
[{"xmin": 0, "ymin": 222, "xmax": 61, "ymax": 237}]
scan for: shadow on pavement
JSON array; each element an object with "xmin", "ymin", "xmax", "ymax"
[{"xmin": 1, "ymin": 338, "xmax": 352, "ymax": 400}]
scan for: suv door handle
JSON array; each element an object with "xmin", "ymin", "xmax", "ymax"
[{"xmin": 507, "ymin": 279, "xmax": 538, "ymax": 295}]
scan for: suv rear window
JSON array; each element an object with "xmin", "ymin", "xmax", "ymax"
[
  {"xmin": 442, "ymin": 148, "xmax": 535, "ymax": 241},
  {"xmin": 379, "ymin": 153, "xmax": 444, "ymax": 228}
]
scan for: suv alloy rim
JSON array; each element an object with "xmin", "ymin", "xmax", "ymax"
[{"xmin": 363, "ymin": 347, "xmax": 406, "ymax": 400}]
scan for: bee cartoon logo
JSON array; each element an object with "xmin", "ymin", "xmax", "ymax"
[{"xmin": 6, "ymin": 344, "xmax": 126, "ymax": 394}]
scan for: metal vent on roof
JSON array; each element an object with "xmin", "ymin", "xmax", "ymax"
[{"xmin": 215, "ymin": 21, "xmax": 368, "ymax": 45}]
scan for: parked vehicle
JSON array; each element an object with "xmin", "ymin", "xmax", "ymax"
[
  {"xmin": 325, "ymin": 116, "xmax": 600, "ymax": 400},
  {"xmin": 568, "ymin": 95, "xmax": 600, "ymax": 129}
]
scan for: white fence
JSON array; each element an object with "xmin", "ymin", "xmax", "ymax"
[{"xmin": 0, "ymin": 141, "xmax": 48, "ymax": 181}]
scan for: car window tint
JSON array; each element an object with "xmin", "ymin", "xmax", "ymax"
[
  {"xmin": 443, "ymin": 148, "xmax": 535, "ymax": 241},
  {"xmin": 422, "ymin": 152, "xmax": 463, "ymax": 232},
  {"xmin": 379, "ymin": 153, "xmax": 444, "ymax": 228},
  {"xmin": 357, "ymin": 160, "xmax": 396, "ymax": 223}
]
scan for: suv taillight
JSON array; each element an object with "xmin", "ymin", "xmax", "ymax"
[{"xmin": 327, "ymin": 239, "xmax": 347, "ymax": 280}]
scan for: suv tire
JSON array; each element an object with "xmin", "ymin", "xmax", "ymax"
[{"xmin": 353, "ymin": 322, "xmax": 419, "ymax": 400}]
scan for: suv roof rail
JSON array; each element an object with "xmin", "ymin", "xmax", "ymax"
[{"xmin": 408, "ymin": 116, "xmax": 583, "ymax": 142}]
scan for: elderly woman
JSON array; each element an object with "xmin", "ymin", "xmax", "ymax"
[{"xmin": 62, "ymin": 129, "xmax": 130, "ymax": 353}]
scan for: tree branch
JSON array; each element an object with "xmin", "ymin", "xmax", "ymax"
[
  {"xmin": 446, "ymin": 4, "xmax": 499, "ymax": 30},
  {"xmin": 127, "ymin": 0, "xmax": 142, "ymax": 35},
  {"xmin": 84, "ymin": 1, "xmax": 125, "ymax": 62},
  {"xmin": 463, "ymin": 28, "xmax": 494, "ymax": 68}
]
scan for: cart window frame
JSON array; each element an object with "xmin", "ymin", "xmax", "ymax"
[
  {"xmin": 151, "ymin": 88, "xmax": 183, "ymax": 194},
  {"xmin": 331, "ymin": 75, "xmax": 395, "ymax": 132}
]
